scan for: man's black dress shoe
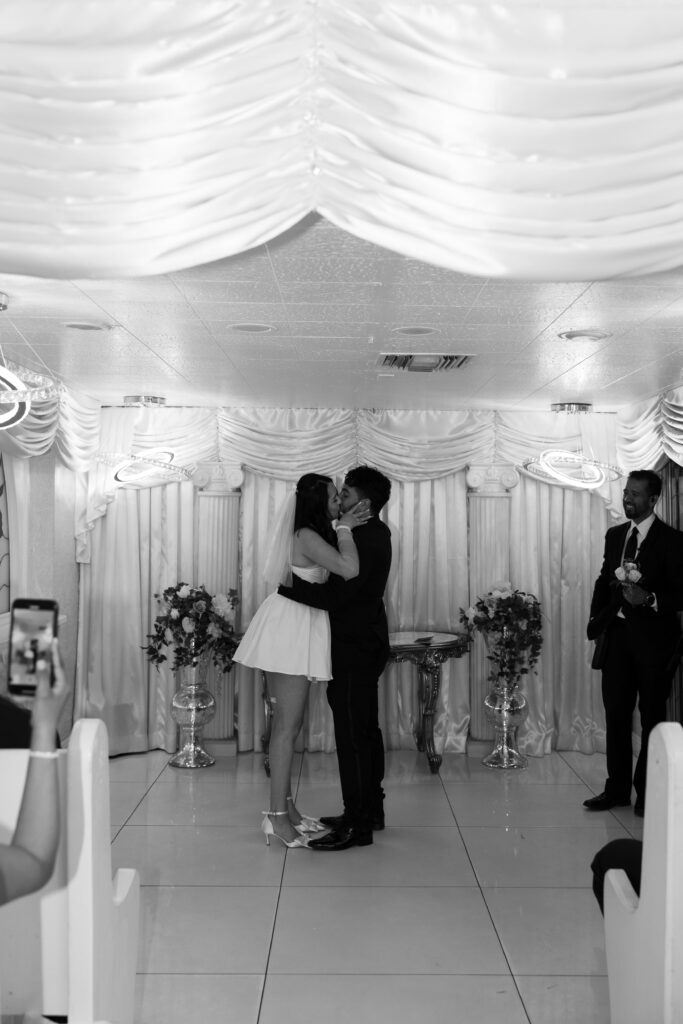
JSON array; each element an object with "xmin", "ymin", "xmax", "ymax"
[
  {"xmin": 319, "ymin": 812, "xmax": 385, "ymax": 831},
  {"xmin": 583, "ymin": 792, "xmax": 630, "ymax": 811},
  {"xmin": 308, "ymin": 826, "xmax": 373, "ymax": 851},
  {"xmin": 634, "ymin": 801, "xmax": 645, "ymax": 818},
  {"xmin": 319, "ymin": 813, "xmax": 346, "ymax": 829}
]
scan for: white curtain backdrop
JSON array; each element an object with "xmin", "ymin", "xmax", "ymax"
[
  {"xmin": 510, "ymin": 475, "xmax": 610, "ymax": 757},
  {"xmin": 384, "ymin": 473, "xmax": 470, "ymax": 754},
  {"xmin": 76, "ymin": 483, "xmax": 196, "ymax": 755},
  {"xmin": 2, "ymin": 3, "xmax": 683, "ymax": 280},
  {"xmin": 19, "ymin": 401, "xmax": 663, "ymax": 757}
]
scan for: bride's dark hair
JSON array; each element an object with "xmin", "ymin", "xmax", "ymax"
[{"xmin": 294, "ymin": 473, "xmax": 337, "ymax": 545}]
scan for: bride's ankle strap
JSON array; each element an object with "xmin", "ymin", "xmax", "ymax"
[{"xmin": 262, "ymin": 810, "xmax": 289, "ymax": 816}]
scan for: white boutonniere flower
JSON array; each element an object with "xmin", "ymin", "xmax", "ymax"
[{"xmin": 615, "ymin": 565, "xmax": 641, "ymax": 583}]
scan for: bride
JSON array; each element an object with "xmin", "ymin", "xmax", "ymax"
[{"xmin": 232, "ymin": 473, "xmax": 370, "ymax": 847}]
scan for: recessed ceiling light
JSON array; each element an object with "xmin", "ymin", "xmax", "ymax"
[
  {"xmin": 392, "ymin": 326, "xmax": 439, "ymax": 336},
  {"xmin": 228, "ymin": 323, "xmax": 274, "ymax": 333},
  {"xmin": 556, "ymin": 329, "xmax": 612, "ymax": 341},
  {"xmin": 63, "ymin": 321, "xmax": 110, "ymax": 331}
]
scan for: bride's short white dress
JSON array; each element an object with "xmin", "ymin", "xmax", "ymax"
[{"xmin": 233, "ymin": 564, "xmax": 331, "ymax": 681}]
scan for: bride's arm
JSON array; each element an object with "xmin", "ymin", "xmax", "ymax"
[{"xmin": 297, "ymin": 523, "xmax": 360, "ymax": 580}]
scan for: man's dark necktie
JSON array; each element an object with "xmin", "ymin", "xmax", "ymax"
[{"xmin": 623, "ymin": 526, "xmax": 638, "ymax": 562}]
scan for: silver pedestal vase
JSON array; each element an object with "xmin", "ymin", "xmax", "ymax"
[
  {"xmin": 482, "ymin": 677, "xmax": 528, "ymax": 769},
  {"xmin": 169, "ymin": 653, "xmax": 216, "ymax": 768}
]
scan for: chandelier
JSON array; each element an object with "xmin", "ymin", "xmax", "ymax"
[
  {"xmin": 520, "ymin": 449, "xmax": 623, "ymax": 490},
  {"xmin": 0, "ymin": 360, "xmax": 60, "ymax": 429},
  {"xmin": 97, "ymin": 449, "xmax": 193, "ymax": 487},
  {"xmin": 518, "ymin": 401, "xmax": 623, "ymax": 490}
]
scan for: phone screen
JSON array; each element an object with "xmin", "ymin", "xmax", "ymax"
[{"xmin": 8, "ymin": 601, "xmax": 58, "ymax": 695}]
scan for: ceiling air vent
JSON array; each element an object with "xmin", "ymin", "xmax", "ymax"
[
  {"xmin": 123, "ymin": 395, "xmax": 167, "ymax": 407},
  {"xmin": 379, "ymin": 354, "xmax": 472, "ymax": 373}
]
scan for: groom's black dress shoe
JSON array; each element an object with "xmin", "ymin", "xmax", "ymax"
[
  {"xmin": 634, "ymin": 800, "xmax": 645, "ymax": 818},
  {"xmin": 319, "ymin": 812, "xmax": 385, "ymax": 831},
  {"xmin": 308, "ymin": 826, "xmax": 373, "ymax": 851},
  {"xmin": 583, "ymin": 792, "xmax": 630, "ymax": 811}
]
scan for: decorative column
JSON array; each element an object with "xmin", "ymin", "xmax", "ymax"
[
  {"xmin": 466, "ymin": 464, "xmax": 519, "ymax": 739},
  {"xmin": 194, "ymin": 462, "xmax": 243, "ymax": 748}
]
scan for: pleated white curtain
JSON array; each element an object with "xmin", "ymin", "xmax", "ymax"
[
  {"xmin": 384, "ymin": 473, "xmax": 470, "ymax": 754},
  {"xmin": 78, "ymin": 406, "xmax": 219, "ymax": 561},
  {"xmin": 510, "ymin": 475, "xmax": 611, "ymax": 756},
  {"xmin": 76, "ymin": 482, "xmax": 196, "ymax": 755}
]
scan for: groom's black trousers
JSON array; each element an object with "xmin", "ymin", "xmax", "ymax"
[{"xmin": 326, "ymin": 653, "xmax": 386, "ymax": 833}]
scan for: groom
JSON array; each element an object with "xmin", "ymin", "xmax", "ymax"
[{"xmin": 279, "ymin": 465, "xmax": 393, "ymax": 850}]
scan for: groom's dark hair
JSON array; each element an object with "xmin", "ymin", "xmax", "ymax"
[{"xmin": 345, "ymin": 466, "xmax": 391, "ymax": 514}]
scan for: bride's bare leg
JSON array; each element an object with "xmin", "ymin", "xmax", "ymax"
[{"xmin": 266, "ymin": 672, "xmax": 310, "ymax": 842}]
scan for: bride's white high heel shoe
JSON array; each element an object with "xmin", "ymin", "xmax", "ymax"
[
  {"xmin": 287, "ymin": 796, "xmax": 325, "ymax": 834},
  {"xmin": 261, "ymin": 811, "xmax": 309, "ymax": 848}
]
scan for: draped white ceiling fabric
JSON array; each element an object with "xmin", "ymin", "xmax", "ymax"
[{"xmin": 2, "ymin": 2, "xmax": 683, "ymax": 280}]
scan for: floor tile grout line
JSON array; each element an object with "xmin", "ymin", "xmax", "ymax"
[
  {"xmin": 111, "ymin": 772, "xmax": 170, "ymax": 833},
  {"xmin": 556, "ymin": 749, "xmax": 604, "ymax": 793},
  {"xmin": 253, "ymin": 747, "xmax": 311, "ymax": 1023},
  {"xmin": 438, "ymin": 770, "xmax": 534, "ymax": 1024}
]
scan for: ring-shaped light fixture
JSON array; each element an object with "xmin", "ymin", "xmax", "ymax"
[
  {"xmin": 97, "ymin": 449, "xmax": 193, "ymax": 487},
  {"xmin": 520, "ymin": 449, "xmax": 623, "ymax": 491},
  {"xmin": 0, "ymin": 360, "xmax": 60, "ymax": 429},
  {"xmin": 0, "ymin": 364, "xmax": 29, "ymax": 427}
]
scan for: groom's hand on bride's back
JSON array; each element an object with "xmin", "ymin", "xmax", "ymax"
[{"xmin": 278, "ymin": 574, "xmax": 343, "ymax": 611}]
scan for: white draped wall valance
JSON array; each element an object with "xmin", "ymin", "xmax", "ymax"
[
  {"xmin": 4, "ymin": 398, "xmax": 683, "ymax": 516},
  {"xmin": 617, "ymin": 388, "xmax": 683, "ymax": 475},
  {"xmin": 2, "ymin": 2, "xmax": 683, "ymax": 281}
]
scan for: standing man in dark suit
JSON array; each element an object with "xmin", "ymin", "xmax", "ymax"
[
  {"xmin": 585, "ymin": 470, "xmax": 683, "ymax": 816},
  {"xmin": 278, "ymin": 465, "xmax": 392, "ymax": 850}
]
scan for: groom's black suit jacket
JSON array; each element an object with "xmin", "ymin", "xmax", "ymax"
[
  {"xmin": 587, "ymin": 516, "xmax": 683, "ymax": 669},
  {"xmin": 280, "ymin": 517, "xmax": 392, "ymax": 675}
]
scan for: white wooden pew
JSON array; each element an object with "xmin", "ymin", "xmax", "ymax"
[
  {"xmin": 604, "ymin": 721, "xmax": 683, "ymax": 1024},
  {"xmin": 0, "ymin": 718, "xmax": 139, "ymax": 1023}
]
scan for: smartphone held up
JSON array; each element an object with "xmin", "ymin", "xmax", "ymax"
[{"xmin": 8, "ymin": 598, "xmax": 59, "ymax": 696}]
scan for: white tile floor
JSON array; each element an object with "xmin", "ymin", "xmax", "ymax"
[{"xmin": 109, "ymin": 746, "xmax": 644, "ymax": 1024}]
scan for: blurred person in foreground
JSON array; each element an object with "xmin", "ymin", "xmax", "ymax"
[{"xmin": 0, "ymin": 639, "xmax": 68, "ymax": 906}]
